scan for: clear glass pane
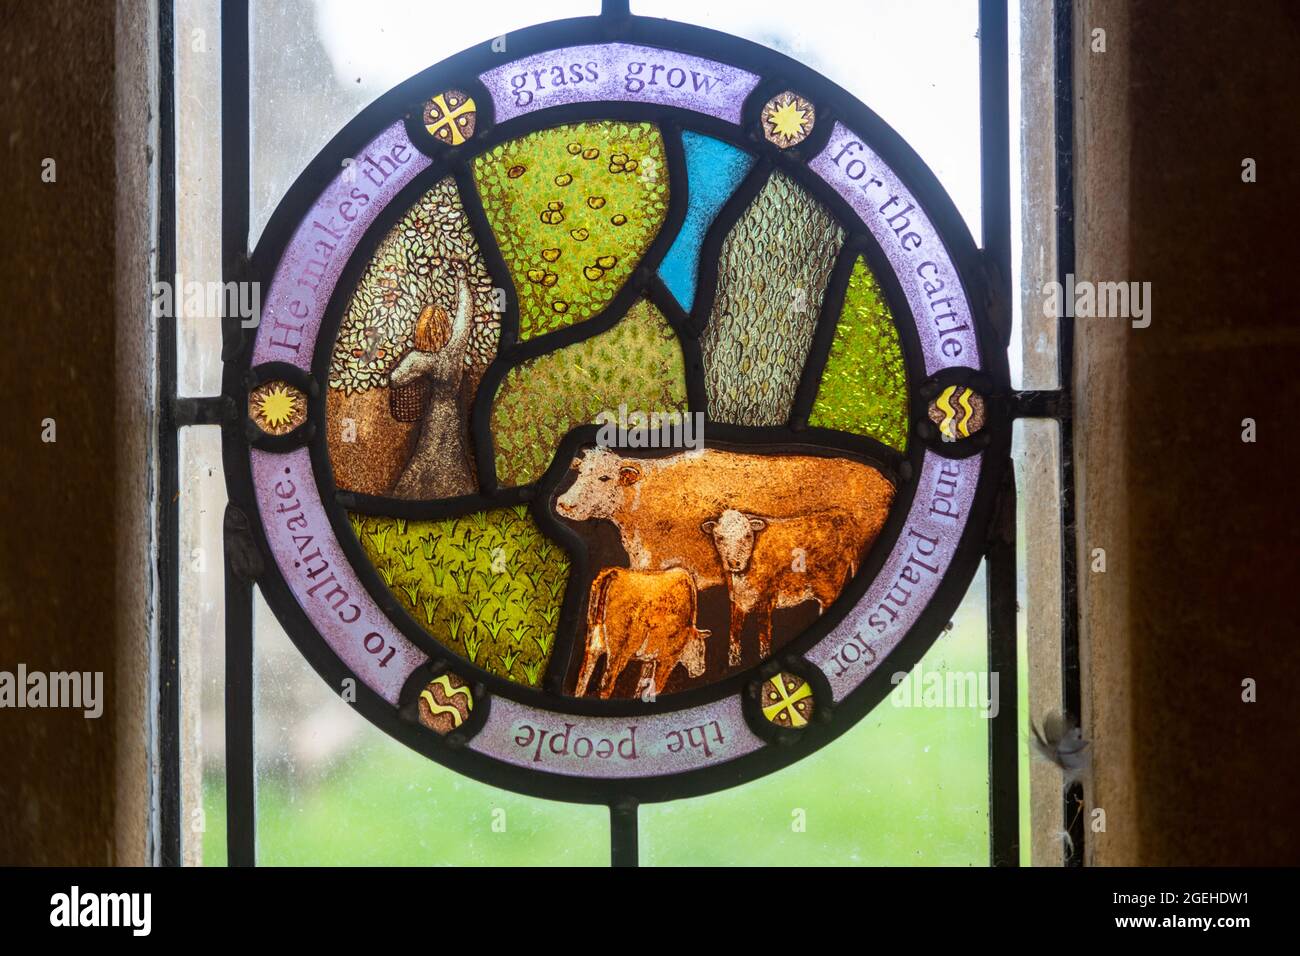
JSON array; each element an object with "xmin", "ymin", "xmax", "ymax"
[
  {"xmin": 177, "ymin": 424, "xmax": 228, "ymax": 865},
  {"xmin": 174, "ymin": 0, "xmax": 224, "ymax": 396},
  {"xmin": 1011, "ymin": 0, "xmax": 1059, "ymax": 389},
  {"xmin": 1012, "ymin": 418, "xmax": 1064, "ymax": 865},
  {"xmin": 245, "ymin": 587, "xmax": 608, "ymax": 865},
  {"xmin": 640, "ymin": 562, "xmax": 990, "ymax": 866},
  {"xmin": 250, "ymin": 0, "xmax": 601, "ymax": 247},
  {"xmin": 632, "ymin": 0, "xmax": 983, "ymax": 239}
]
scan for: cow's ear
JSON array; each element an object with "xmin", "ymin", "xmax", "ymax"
[
  {"xmin": 749, "ymin": 517, "xmax": 767, "ymax": 531},
  {"xmin": 618, "ymin": 464, "xmax": 641, "ymax": 485},
  {"xmin": 700, "ymin": 520, "xmax": 716, "ymax": 535}
]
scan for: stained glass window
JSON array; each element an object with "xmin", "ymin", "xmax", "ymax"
[{"xmin": 164, "ymin": 0, "xmax": 1076, "ymax": 867}]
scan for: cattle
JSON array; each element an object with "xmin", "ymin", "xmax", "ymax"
[
  {"xmin": 554, "ymin": 447, "xmax": 893, "ymax": 591},
  {"xmin": 575, "ymin": 567, "xmax": 711, "ymax": 699},
  {"xmin": 702, "ymin": 507, "xmax": 864, "ymax": 665}
]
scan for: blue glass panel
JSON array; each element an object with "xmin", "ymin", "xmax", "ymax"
[{"xmin": 658, "ymin": 131, "xmax": 755, "ymax": 309}]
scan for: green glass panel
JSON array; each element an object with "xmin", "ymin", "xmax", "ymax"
[
  {"xmin": 491, "ymin": 298, "xmax": 687, "ymax": 487},
  {"xmin": 700, "ymin": 171, "xmax": 844, "ymax": 426},
  {"xmin": 810, "ymin": 257, "xmax": 909, "ymax": 451},
  {"xmin": 349, "ymin": 508, "xmax": 567, "ymax": 686},
  {"xmin": 474, "ymin": 121, "xmax": 668, "ymax": 340}
]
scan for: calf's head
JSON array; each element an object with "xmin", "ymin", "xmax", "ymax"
[
  {"xmin": 555, "ymin": 448, "xmax": 643, "ymax": 521},
  {"xmin": 701, "ymin": 509, "xmax": 767, "ymax": 573}
]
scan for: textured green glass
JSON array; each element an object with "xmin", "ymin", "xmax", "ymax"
[
  {"xmin": 491, "ymin": 299, "xmax": 687, "ymax": 487},
  {"xmin": 810, "ymin": 257, "xmax": 909, "ymax": 451},
  {"xmin": 700, "ymin": 171, "xmax": 844, "ymax": 426},
  {"xmin": 473, "ymin": 121, "xmax": 668, "ymax": 341},
  {"xmin": 349, "ymin": 507, "xmax": 568, "ymax": 686}
]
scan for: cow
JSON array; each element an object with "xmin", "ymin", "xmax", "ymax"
[
  {"xmin": 575, "ymin": 567, "xmax": 711, "ymax": 699},
  {"xmin": 702, "ymin": 507, "xmax": 864, "ymax": 665},
  {"xmin": 554, "ymin": 447, "xmax": 894, "ymax": 591}
]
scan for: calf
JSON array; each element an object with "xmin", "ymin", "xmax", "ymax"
[
  {"xmin": 702, "ymin": 508, "xmax": 863, "ymax": 666},
  {"xmin": 575, "ymin": 567, "xmax": 711, "ymax": 699}
]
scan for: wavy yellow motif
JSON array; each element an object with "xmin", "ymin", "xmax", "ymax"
[
  {"xmin": 956, "ymin": 387, "xmax": 975, "ymax": 436},
  {"xmin": 936, "ymin": 387, "xmax": 958, "ymax": 440},
  {"xmin": 936, "ymin": 386, "xmax": 975, "ymax": 440},
  {"xmin": 420, "ymin": 675, "xmax": 474, "ymax": 728}
]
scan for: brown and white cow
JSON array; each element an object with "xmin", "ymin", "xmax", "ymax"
[
  {"xmin": 702, "ymin": 507, "xmax": 864, "ymax": 665},
  {"xmin": 575, "ymin": 567, "xmax": 710, "ymax": 699},
  {"xmin": 554, "ymin": 447, "xmax": 893, "ymax": 591}
]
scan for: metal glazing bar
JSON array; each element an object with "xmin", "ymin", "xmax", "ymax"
[
  {"xmin": 980, "ymin": 0, "xmax": 1020, "ymax": 867},
  {"xmin": 157, "ymin": 0, "xmax": 182, "ymax": 868},
  {"xmin": 221, "ymin": 0, "xmax": 256, "ymax": 868}
]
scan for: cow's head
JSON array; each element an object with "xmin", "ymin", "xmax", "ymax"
[
  {"xmin": 701, "ymin": 509, "xmax": 767, "ymax": 573},
  {"xmin": 680, "ymin": 628, "xmax": 711, "ymax": 678},
  {"xmin": 555, "ymin": 448, "xmax": 642, "ymax": 521}
]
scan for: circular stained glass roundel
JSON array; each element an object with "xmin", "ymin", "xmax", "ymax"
[{"xmin": 230, "ymin": 15, "xmax": 1008, "ymax": 803}]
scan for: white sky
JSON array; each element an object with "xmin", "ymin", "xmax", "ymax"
[{"xmin": 310, "ymin": 0, "xmax": 988, "ymax": 239}]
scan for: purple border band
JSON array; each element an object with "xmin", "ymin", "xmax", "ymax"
[
  {"xmin": 810, "ymin": 122, "xmax": 981, "ymax": 376},
  {"xmin": 805, "ymin": 450, "xmax": 982, "ymax": 701},
  {"xmin": 251, "ymin": 447, "xmax": 427, "ymax": 704},
  {"xmin": 252, "ymin": 122, "xmax": 431, "ymax": 370},
  {"xmin": 480, "ymin": 43, "xmax": 759, "ymax": 125},
  {"xmin": 469, "ymin": 695, "xmax": 764, "ymax": 779}
]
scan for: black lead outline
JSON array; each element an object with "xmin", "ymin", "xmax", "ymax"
[{"xmin": 221, "ymin": 11, "xmax": 1011, "ymax": 808}]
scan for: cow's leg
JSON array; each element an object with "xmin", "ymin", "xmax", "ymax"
[
  {"xmin": 652, "ymin": 655, "xmax": 677, "ymax": 697},
  {"xmin": 757, "ymin": 603, "xmax": 774, "ymax": 661},
  {"xmin": 638, "ymin": 661, "xmax": 658, "ymax": 700},
  {"xmin": 574, "ymin": 649, "xmax": 599, "ymax": 697},
  {"xmin": 574, "ymin": 626, "xmax": 603, "ymax": 697},
  {"xmin": 815, "ymin": 562, "xmax": 851, "ymax": 615},
  {"xmin": 728, "ymin": 601, "xmax": 747, "ymax": 667},
  {"xmin": 599, "ymin": 644, "xmax": 636, "ymax": 699}
]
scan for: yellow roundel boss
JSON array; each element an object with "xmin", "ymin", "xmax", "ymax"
[
  {"xmin": 929, "ymin": 385, "xmax": 986, "ymax": 441},
  {"xmin": 249, "ymin": 380, "xmax": 306, "ymax": 435},
  {"xmin": 761, "ymin": 92, "xmax": 816, "ymax": 149},
  {"xmin": 418, "ymin": 674, "xmax": 474, "ymax": 734},
  {"xmin": 423, "ymin": 90, "xmax": 477, "ymax": 146},
  {"xmin": 761, "ymin": 672, "xmax": 814, "ymax": 728}
]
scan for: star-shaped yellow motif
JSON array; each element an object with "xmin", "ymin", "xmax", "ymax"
[
  {"xmin": 768, "ymin": 99, "xmax": 811, "ymax": 140},
  {"xmin": 258, "ymin": 386, "xmax": 297, "ymax": 429}
]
